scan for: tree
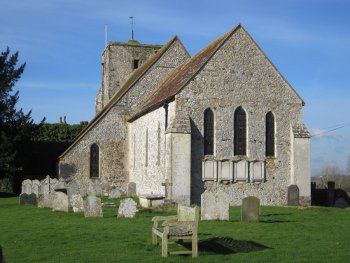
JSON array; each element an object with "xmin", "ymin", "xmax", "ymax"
[{"xmin": 0, "ymin": 47, "xmax": 40, "ymax": 187}]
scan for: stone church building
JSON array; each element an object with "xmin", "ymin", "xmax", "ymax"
[{"xmin": 58, "ymin": 24, "xmax": 311, "ymax": 206}]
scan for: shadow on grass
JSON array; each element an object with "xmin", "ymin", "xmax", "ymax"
[
  {"xmin": 259, "ymin": 219, "xmax": 294, "ymax": 223},
  {"xmin": 261, "ymin": 213, "xmax": 291, "ymax": 217},
  {"xmin": 183, "ymin": 237, "xmax": 271, "ymax": 255}
]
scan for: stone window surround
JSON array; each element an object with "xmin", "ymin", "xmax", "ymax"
[
  {"xmin": 234, "ymin": 106, "xmax": 248, "ymax": 157},
  {"xmin": 204, "ymin": 107, "xmax": 215, "ymax": 156},
  {"xmin": 265, "ymin": 111, "xmax": 276, "ymax": 158},
  {"xmin": 89, "ymin": 143, "xmax": 101, "ymax": 179}
]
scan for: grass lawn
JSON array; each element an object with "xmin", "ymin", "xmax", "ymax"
[{"xmin": 1, "ymin": 197, "xmax": 350, "ymax": 263}]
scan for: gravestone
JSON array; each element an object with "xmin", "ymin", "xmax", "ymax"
[
  {"xmin": 287, "ymin": 185, "xmax": 300, "ymax": 206},
  {"xmin": 241, "ymin": 196, "xmax": 260, "ymax": 222},
  {"xmin": 39, "ymin": 176, "xmax": 51, "ymax": 195},
  {"xmin": 84, "ymin": 195, "xmax": 103, "ymax": 218},
  {"xmin": 109, "ymin": 189, "xmax": 121, "ymax": 199},
  {"xmin": 21, "ymin": 179, "xmax": 32, "ymax": 194},
  {"xmin": 37, "ymin": 193, "xmax": 55, "ymax": 208},
  {"xmin": 31, "ymin": 180, "xmax": 40, "ymax": 196},
  {"xmin": 52, "ymin": 192, "xmax": 69, "ymax": 212},
  {"xmin": 67, "ymin": 181, "xmax": 80, "ymax": 207},
  {"xmin": 19, "ymin": 193, "xmax": 36, "ymax": 205},
  {"xmin": 71, "ymin": 194, "xmax": 84, "ymax": 213},
  {"xmin": 201, "ymin": 189, "xmax": 229, "ymax": 220},
  {"xmin": 127, "ymin": 182, "xmax": 136, "ymax": 197},
  {"xmin": 117, "ymin": 198, "xmax": 138, "ymax": 218}
]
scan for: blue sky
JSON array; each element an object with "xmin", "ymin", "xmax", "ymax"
[{"xmin": 1, "ymin": 0, "xmax": 350, "ymax": 176}]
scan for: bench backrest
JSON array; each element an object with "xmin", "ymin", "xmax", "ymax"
[{"xmin": 177, "ymin": 204, "xmax": 199, "ymax": 225}]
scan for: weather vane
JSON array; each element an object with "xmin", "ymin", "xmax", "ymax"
[{"xmin": 129, "ymin": 16, "xmax": 136, "ymax": 41}]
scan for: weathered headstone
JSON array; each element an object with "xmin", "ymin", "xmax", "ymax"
[
  {"xmin": 37, "ymin": 193, "xmax": 55, "ymax": 208},
  {"xmin": 31, "ymin": 180, "xmax": 40, "ymax": 196},
  {"xmin": 71, "ymin": 194, "xmax": 84, "ymax": 213},
  {"xmin": 84, "ymin": 195, "xmax": 103, "ymax": 218},
  {"xmin": 117, "ymin": 198, "xmax": 138, "ymax": 218},
  {"xmin": 55, "ymin": 178, "xmax": 66, "ymax": 190},
  {"xmin": 201, "ymin": 189, "xmax": 229, "ymax": 220},
  {"xmin": 52, "ymin": 192, "xmax": 69, "ymax": 212},
  {"xmin": 19, "ymin": 193, "xmax": 36, "ymax": 205},
  {"xmin": 127, "ymin": 182, "xmax": 136, "ymax": 197},
  {"xmin": 21, "ymin": 179, "xmax": 32, "ymax": 194},
  {"xmin": 287, "ymin": 185, "xmax": 300, "ymax": 206},
  {"xmin": 109, "ymin": 189, "xmax": 121, "ymax": 199},
  {"xmin": 241, "ymin": 196, "xmax": 260, "ymax": 222},
  {"xmin": 39, "ymin": 176, "xmax": 51, "ymax": 195},
  {"xmin": 67, "ymin": 181, "xmax": 80, "ymax": 207}
]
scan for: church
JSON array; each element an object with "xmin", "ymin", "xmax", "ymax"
[{"xmin": 58, "ymin": 24, "xmax": 311, "ymax": 206}]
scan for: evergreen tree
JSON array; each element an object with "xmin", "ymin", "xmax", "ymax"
[{"xmin": 0, "ymin": 47, "xmax": 40, "ymax": 182}]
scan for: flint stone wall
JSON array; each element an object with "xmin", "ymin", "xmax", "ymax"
[{"xmin": 175, "ymin": 26, "xmax": 309, "ymax": 205}]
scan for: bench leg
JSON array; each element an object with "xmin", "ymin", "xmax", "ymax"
[
  {"xmin": 162, "ymin": 235, "xmax": 168, "ymax": 257},
  {"xmin": 152, "ymin": 231, "xmax": 158, "ymax": 245},
  {"xmin": 192, "ymin": 237, "xmax": 198, "ymax": 258}
]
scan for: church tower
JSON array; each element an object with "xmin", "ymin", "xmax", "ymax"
[{"xmin": 95, "ymin": 40, "xmax": 162, "ymax": 113}]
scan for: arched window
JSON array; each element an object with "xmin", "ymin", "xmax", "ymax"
[
  {"xmin": 234, "ymin": 106, "xmax": 247, "ymax": 156},
  {"xmin": 266, "ymin": 112, "xmax": 275, "ymax": 157},
  {"xmin": 204, "ymin": 108, "xmax": 214, "ymax": 155},
  {"xmin": 90, "ymin": 143, "xmax": 99, "ymax": 178}
]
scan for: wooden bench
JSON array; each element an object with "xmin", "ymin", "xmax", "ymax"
[{"xmin": 152, "ymin": 204, "xmax": 199, "ymax": 257}]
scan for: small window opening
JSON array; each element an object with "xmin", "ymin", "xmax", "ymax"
[{"xmin": 133, "ymin": 59, "xmax": 139, "ymax": 69}]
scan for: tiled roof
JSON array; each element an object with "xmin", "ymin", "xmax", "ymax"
[{"xmin": 128, "ymin": 24, "xmax": 241, "ymax": 122}]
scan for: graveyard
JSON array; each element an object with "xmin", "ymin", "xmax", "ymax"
[{"xmin": 1, "ymin": 195, "xmax": 350, "ymax": 262}]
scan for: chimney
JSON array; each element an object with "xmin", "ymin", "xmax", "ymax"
[
  {"xmin": 59, "ymin": 116, "xmax": 62, "ymax": 123},
  {"xmin": 63, "ymin": 116, "xmax": 67, "ymax": 124}
]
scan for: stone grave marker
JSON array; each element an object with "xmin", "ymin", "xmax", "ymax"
[
  {"xmin": 84, "ymin": 195, "xmax": 103, "ymax": 218},
  {"xmin": 37, "ymin": 193, "xmax": 55, "ymax": 208},
  {"xmin": 201, "ymin": 189, "xmax": 229, "ymax": 220},
  {"xmin": 39, "ymin": 176, "xmax": 51, "ymax": 195},
  {"xmin": 241, "ymin": 196, "xmax": 260, "ymax": 222},
  {"xmin": 52, "ymin": 192, "xmax": 69, "ymax": 212},
  {"xmin": 287, "ymin": 185, "xmax": 300, "ymax": 206},
  {"xmin": 31, "ymin": 180, "xmax": 40, "ymax": 196},
  {"xmin": 67, "ymin": 181, "xmax": 80, "ymax": 207},
  {"xmin": 117, "ymin": 198, "xmax": 138, "ymax": 218},
  {"xmin": 109, "ymin": 189, "xmax": 121, "ymax": 199},
  {"xmin": 71, "ymin": 194, "xmax": 84, "ymax": 213},
  {"xmin": 19, "ymin": 193, "xmax": 36, "ymax": 205},
  {"xmin": 127, "ymin": 182, "xmax": 136, "ymax": 197},
  {"xmin": 21, "ymin": 179, "xmax": 32, "ymax": 194}
]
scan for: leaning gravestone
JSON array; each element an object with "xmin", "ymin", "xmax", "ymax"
[
  {"xmin": 241, "ymin": 196, "xmax": 260, "ymax": 222},
  {"xmin": 127, "ymin": 182, "xmax": 136, "ymax": 197},
  {"xmin": 117, "ymin": 198, "xmax": 138, "ymax": 218},
  {"xmin": 287, "ymin": 185, "xmax": 300, "ymax": 206},
  {"xmin": 52, "ymin": 192, "xmax": 69, "ymax": 212},
  {"xmin": 109, "ymin": 189, "xmax": 121, "ymax": 199},
  {"xmin": 71, "ymin": 194, "xmax": 84, "ymax": 213},
  {"xmin": 201, "ymin": 189, "xmax": 230, "ymax": 220},
  {"xmin": 19, "ymin": 193, "xmax": 36, "ymax": 205},
  {"xmin": 84, "ymin": 195, "xmax": 103, "ymax": 218}
]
